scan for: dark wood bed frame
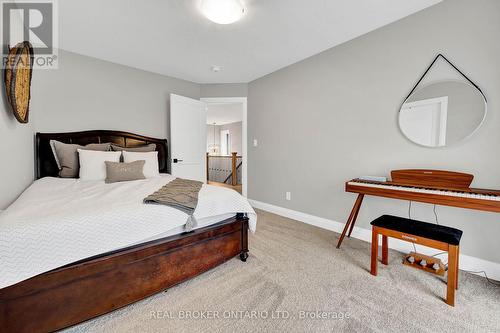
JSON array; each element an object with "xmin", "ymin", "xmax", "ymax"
[{"xmin": 0, "ymin": 130, "xmax": 249, "ymax": 333}]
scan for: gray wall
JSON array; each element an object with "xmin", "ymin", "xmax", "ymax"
[
  {"xmin": 248, "ymin": 0, "xmax": 500, "ymax": 263},
  {"xmin": 0, "ymin": 50, "xmax": 200, "ymax": 209},
  {"xmin": 32, "ymin": 50, "xmax": 200, "ymax": 139},
  {"xmin": 201, "ymin": 83, "xmax": 248, "ymax": 98},
  {"xmin": 0, "ymin": 83, "xmax": 34, "ymax": 210}
]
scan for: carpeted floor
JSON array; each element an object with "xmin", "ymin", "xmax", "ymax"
[{"xmin": 66, "ymin": 209, "xmax": 500, "ymax": 333}]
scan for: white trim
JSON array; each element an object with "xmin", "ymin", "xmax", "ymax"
[
  {"xmin": 248, "ymin": 199, "xmax": 500, "ymax": 281},
  {"xmin": 201, "ymin": 97, "xmax": 248, "ymax": 197}
]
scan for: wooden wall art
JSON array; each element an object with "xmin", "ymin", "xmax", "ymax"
[{"xmin": 4, "ymin": 41, "xmax": 34, "ymax": 124}]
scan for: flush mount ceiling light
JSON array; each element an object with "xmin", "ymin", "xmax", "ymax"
[
  {"xmin": 211, "ymin": 65, "xmax": 223, "ymax": 72},
  {"xmin": 200, "ymin": 0, "xmax": 245, "ymax": 25}
]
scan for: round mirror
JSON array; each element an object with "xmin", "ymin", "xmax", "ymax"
[{"xmin": 399, "ymin": 80, "xmax": 487, "ymax": 147}]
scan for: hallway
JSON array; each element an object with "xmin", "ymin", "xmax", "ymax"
[{"xmin": 208, "ymin": 181, "xmax": 242, "ymax": 194}]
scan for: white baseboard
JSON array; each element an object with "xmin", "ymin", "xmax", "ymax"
[{"xmin": 249, "ymin": 199, "xmax": 500, "ymax": 282}]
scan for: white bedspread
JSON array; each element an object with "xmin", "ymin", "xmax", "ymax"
[{"xmin": 0, "ymin": 175, "xmax": 256, "ymax": 289}]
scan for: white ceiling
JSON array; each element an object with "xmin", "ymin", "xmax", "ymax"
[
  {"xmin": 206, "ymin": 103, "xmax": 243, "ymax": 125},
  {"xmin": 59, "ymin": 0, "xmax": 441, "ymax": 83}
]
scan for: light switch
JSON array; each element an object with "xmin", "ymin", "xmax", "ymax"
[{"xmin": 253, "ymin": 139, "xmax": 258, "ymax": 147}]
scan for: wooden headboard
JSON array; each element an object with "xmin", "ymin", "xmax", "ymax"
[{"xmin": 35, "ymin": 130, "xmax": 169, "ymax": 179}]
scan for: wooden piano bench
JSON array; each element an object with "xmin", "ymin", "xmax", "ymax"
[{"xmin": 369, "ymin": 215, "xmax": 463, "ymax": 306}]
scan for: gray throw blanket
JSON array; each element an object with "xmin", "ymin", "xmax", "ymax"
[{"xmin": 144, "ymin": 178, "xmax": 203, "ymax": 231}]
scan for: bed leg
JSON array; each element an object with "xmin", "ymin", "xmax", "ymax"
[
  {"xmin": 240, "ymin": 252, "xmax": 249, "ymax": 262},
  {"xmin": 238, "ymin": 213, "xmax": 249, "ymax": 262}
]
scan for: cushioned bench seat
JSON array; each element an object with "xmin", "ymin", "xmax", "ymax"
[
  {"xmin": 369, "ymin": 214, "xmax": 463, "ymax": 306},
  {"xmin": 371, "ymin": 215, "xmax": 463, "ymax": 245}
]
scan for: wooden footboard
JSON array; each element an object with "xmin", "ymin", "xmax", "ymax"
[{"xmin": 0, "ymin": 214, "xmax": 249, "ymax": 333}]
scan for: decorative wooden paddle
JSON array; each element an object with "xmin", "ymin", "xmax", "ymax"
[{"xmin": 4, "ymin": 41, "xmax": 34, "ymax": 124}]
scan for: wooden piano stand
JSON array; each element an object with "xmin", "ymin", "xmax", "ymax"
[{"xmin": 337, "ymin": 169, "xmax": 500, "ymax": 249}]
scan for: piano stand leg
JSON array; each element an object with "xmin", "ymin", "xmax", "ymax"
[
  {"xmin": 337, "ymin": 194, "xmax": 364, "ymax": 248},
  {"xmin": 347, "ymin": 199, "xmax": 362, "ymax": 238}
]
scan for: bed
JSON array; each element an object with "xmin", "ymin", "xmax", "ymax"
[{"xmin": 0, "ymin": 130, "xmax": 255, "ymax": 333}]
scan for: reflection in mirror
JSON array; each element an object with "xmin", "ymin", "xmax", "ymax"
[{"xmin": 399, "ymin": 81, "xmax": 486, "ymax": 147}]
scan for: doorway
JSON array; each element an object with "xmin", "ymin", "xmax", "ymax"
[{"xmin": 201, "ymin": 97, "xmax": 247, "ymax": 197}]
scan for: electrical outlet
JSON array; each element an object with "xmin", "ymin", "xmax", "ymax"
[
  {"xmin": 253, "ymin": 139, "xmax": 258, "ymax": 147},
  {"xmin": 286, "ymin": 192, "xmax": 291, "ymax": 201}
]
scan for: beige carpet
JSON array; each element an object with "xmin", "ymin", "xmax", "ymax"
[{"xmin": 66, "ymin": 210, "xmax": 500, "ymax": 333}]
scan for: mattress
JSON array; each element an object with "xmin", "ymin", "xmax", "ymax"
[
  {"xmin": 0, "ymin": 175, "xmax": 256, "ymax": 288},
  {"xmin": 131, "ymin": 212, "xmax": 237, "ymax": 244}
]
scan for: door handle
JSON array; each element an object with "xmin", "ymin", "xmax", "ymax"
[{"xmin": 173, "ymin": 158, "xmax": 183, "ymax": 163}]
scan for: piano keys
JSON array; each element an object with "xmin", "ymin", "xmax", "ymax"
[
  {"xmin": 337, "ymin": 169, "xmax": 500, "ymax": 248},
  {"xmin": 347, "ymin": 180, "xmax": 500, "ymax": 206}
]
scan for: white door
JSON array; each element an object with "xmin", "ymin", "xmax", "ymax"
[
  {"xmin": 400, "ymin": 96, "xmax": 448, "ymax": 147},
  {"xmin": 220, "ymin": 129, "xmax": 230, "ymax": 155},
  {"xmin": 170, "ymin": 94, "xmax": 207, "ymax": 181}
]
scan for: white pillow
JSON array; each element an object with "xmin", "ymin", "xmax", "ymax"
[
  {"xmin": 78, "ymin": 150, "xmax": 121, "ymax": 181},
  {"xmin": 122, "ymin": 151, "xmax": 159, "ymax": 178}
]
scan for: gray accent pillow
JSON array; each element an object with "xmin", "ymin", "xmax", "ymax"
[
  {"xmin": 105, "ymin": 160, "xmax": 146, "ymax": 184},
  {"xmin": 110, "ymin": 143, "xmax": 156, "ymax": 152},
  {"xmin": 50, "ymin": 140, "xmax": 111, "ymax": 178}
]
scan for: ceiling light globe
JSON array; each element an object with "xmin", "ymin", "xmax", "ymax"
[{"xmin": 200, "ymin": 0, "xmax": 245, "ymax": 25}]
